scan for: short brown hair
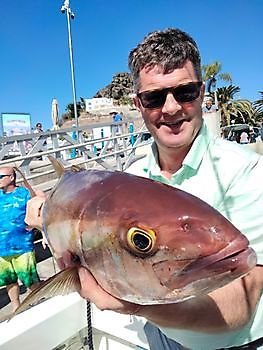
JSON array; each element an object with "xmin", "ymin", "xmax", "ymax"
[{"xmin": 128, "ymin": 28, "xmax": 202, "ymax": 92}]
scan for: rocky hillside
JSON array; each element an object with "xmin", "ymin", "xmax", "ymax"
[{"xmin": 94, "ymin": 72, "xmax": 133, "ymax": 103}]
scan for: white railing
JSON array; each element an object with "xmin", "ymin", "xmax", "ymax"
[{"xmin": 0, "ymin": 121, "xmax": 152, "ymax": 190}]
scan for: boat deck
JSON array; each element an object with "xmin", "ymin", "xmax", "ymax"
[{"xmin": 0, "ymin": 246, "xmax": 149, "ymax": 350}]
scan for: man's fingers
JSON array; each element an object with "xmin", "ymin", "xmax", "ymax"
[
  {"xmin": 34, "ymin": 189, "xmax": 46, "ymax": 198},
  {"xmin": 78, "ymin": 267, "xmax": 142, "ymax": 314},
  {"xmin": 78, "ymin": 267, "xmax": 119, "ymax": 310},
  {"xmin": 25, "ymin": 196, "xmax": 46, "ymax": 230}
]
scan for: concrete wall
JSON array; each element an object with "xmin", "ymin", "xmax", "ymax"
[
  {"xmin": 246, "ymin": 142, "xmax": 263, "ymax": 155},
  {"xmin": 203, "ymin": 111, "xmax": 221, "ymax": 137}
]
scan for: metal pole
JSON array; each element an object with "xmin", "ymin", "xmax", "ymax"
[{"xmin": 61, "ymin": 0, "xmax": 79, "ymax": 132}]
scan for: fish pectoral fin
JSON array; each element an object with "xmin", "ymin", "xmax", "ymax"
[{"xmin": 10, "ymin": 266, "xmax": 80, "ymax": 320}]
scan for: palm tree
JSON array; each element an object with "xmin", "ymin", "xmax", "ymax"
[
  {"xmin": 60, "ymin": 98, "xmax": 86, "ymax": 123},
  {"xmin": 253, "ymin": 91, "xmax": 263, "ymax": 114},
  {"xmin": 216, "ymin": 85, "xmax": 261, "ymax": 127},
  {"xmin": 65, "ymin": 99, "xmax": 86, "ymax": 119},
  {"xmin": 202, "ymin": 61, "xmax": 232, "ymax": 93}
]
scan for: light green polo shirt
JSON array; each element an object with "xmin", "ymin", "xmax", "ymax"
[{"xmin": 126, "ymin": 123, "xmax": 263, "ymax": 349}]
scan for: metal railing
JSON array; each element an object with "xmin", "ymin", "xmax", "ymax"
[{"xmin": 0, "ymin": 121, "xmax": 151, "ymax": 191}]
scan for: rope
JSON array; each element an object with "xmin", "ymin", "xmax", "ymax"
[{"xmin": 83, "ymin": 300, "xmax": 94, "ymax": 350}]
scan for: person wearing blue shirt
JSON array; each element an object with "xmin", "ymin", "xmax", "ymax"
[
  {"xmin": 111, "ymin": 111, "xmax": 123, "ymax": 134},
  {"xmin": 0, "ymin": 167, "xmax": 40, "ymax": 311},
  {"xmin": 202, "ymin": 98, "xmax": 217, "ymax": 113}
]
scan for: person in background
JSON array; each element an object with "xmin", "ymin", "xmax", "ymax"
[
  {"xmin": 239, "ymin": 130, "xmax": 249, "ymax": 144},
  {"xmin": 202, "ymin": 97, "xmax": 217, "ymax": 113},
  {"xmin": 111, "ymin": 111, "xmax": 123, "ymax": 122},
  {"xmin": 248, "ymin": 127, "xmax": 257, "ymax": 143},
  {"xmin": 25, "ymin": 28, "xmax": 263, "ymax": 350},
  {"xmin": 33, "ymin": 122, "xmax": 47, "ymax": 160},
  {"xmin": 34, "ymin": 122, "xmax": 44, "ymax": 133},
  {"xmin": 0, "ymin": 167, "xmax": 40, "ymax": 312},
  {"xmin": 111, "ymin": 111, "xmax": 123, "ymax": 134}
]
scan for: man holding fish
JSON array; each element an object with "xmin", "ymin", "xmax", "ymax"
[{"xmin": 25, "ymin": 28, "xmax": 263, "ymax": 350}]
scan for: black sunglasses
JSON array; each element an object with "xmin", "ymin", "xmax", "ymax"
[
  {"xmin": 137, "ymin": 82, "xmax": 202, "ymax": 109},
  {"xmin": 0, "ymin": 174, "xmax": 11, "ymax": 179}
]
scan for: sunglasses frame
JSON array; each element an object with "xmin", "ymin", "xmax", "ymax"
[
  {"xmin": 137, "ymin": 81, "xmax": 203, "ymax": 109},
  {"xmin": 0, "ymin": 174, "xmax": 11, "ymax": 179}
]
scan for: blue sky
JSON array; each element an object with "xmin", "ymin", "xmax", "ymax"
[{"xmin": 0, "ymin": 0, "xmax": 262, "ymax": 130}]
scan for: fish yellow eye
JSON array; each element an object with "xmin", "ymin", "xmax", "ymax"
[{"xmin": 127, "ymin": 227, "xmax": 156, "ymax": 254}]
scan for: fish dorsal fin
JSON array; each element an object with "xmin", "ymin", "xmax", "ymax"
[
  {"xmin": 71, "ymin": 164, "xmax": 84, "ymax": 172},
  {"xmin": 13, "ymin": 167, "xmax": 36, "ymax": 198},
  {"xmin": 9, "ymin": 266, "xmax": 80, "ymax": 320},
  {"xmin": 47, "ymin": 155, "xmax": 65, "ymax": 177}
]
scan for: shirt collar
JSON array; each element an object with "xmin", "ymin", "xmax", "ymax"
[
  {"xmin": 142, "ymin": 122, "xmax": 213, "ymax": 176},
  {"xmin": 183, "ymin": 122, "xmax": 212, "ymax": 170}
]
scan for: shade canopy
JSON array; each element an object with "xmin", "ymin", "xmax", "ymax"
[{"xmin": 51, "ymin": 98, "xmax": 59, "ymax": 130}]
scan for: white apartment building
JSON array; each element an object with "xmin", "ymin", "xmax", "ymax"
[{"xmin": 85, "ymin": 97, "xmax": 113, "ymax": 112}]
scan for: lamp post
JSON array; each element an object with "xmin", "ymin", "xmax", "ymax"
[{"xmin": 61, "ymin": 0, "xmax": 79, "ymax": 132}]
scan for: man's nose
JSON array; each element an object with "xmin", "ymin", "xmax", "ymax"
[{"xmin": 161, "ymin": 92, "xmax": 182, "ymax": 115}]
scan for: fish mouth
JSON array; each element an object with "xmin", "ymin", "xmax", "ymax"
[
  {"xmin": 153, "ymin": 245, "xmax": 257, "ymax": 290},
  {"xmin": 189, "ymin": 247, "xmax": 256, "ymax": 274},
  {"xmin": 177, "ymin": 247, "xmax": 256, "ymax": 289},
  {"xmin": 184, "ymin": 241, "xmax": 255, "ymax": 272}
]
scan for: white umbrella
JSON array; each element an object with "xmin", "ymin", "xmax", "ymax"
[{"xmin": 51, "ymin": 98, "xmax": 59, "ymax": 130}]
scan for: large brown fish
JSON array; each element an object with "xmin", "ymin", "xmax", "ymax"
[{"xmin": 14, "ymin": 158, "xmax": 256, "ymax": 314}]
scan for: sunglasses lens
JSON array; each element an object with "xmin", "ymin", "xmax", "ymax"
[
  {"xmin": 0, "ymin": 174, "xmax": 10, "ymax": 179},
  {"xmin": 139, "ymin": 89, "xmax": 166, "ymax": 109},
  {"xmin": 138, "ymin": 82, "xmax": 202, "ymax": 109},
  {"xmin": 174, "ymin": 82, "xmax": 201, "ymax": 103}
]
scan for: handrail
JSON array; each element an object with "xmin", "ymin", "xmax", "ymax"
[{"xmin": 0, "ymin": 121, "xmax": 151, "ymax": 190}]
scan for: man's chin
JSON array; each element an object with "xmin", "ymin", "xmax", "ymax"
[
  {"xmin": 157, "ymin": 132, "xmax": 189, "ymax": 149},
  {"xmin": 158, "ymin": 138, "xmax": 188, "ymax": 150}
]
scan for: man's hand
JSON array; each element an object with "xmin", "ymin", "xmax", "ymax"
[
  {"xmin": 25, "ymin": 190, "xmax": 46, "ymax": 231},
  {"xmin": 78, "ymin": 267, "xmax": 143, "ymax": 315},
  {"xmin": 77, "ymin": 265, "xmax": 263, "ymax": 333}
]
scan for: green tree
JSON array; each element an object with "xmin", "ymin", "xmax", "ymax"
[
  {"xmin": 216, "ymin": 85, "xmax": 261, "ymax": 127},
  {"xmin": 253, "ymin": 91, "xmax": 263, "ymax": 115},
  {"xmin": 61, "ymin": 98, "xmax": 86, "ymax": 122},
  {"xmin": 202, "ymin": 61, "xmax": 232, "ymax": 93}
]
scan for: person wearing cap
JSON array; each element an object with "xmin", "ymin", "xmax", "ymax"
[
  {"xmin": 111, "ymin": 111, "xmax": 123, "ymax": 134},
  {"xmin": 202, "ymin": 98, "xmax": 217, "ymax": 113}
]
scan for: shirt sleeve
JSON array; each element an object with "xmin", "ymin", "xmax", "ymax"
[{"xmin": 221, "ymin": 155, "xmax": 263, "ymax": 264}]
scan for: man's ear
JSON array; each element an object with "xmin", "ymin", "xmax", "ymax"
[{"xmin": 133, "ymin": 95, "xmax": 142, "ymax": 112}]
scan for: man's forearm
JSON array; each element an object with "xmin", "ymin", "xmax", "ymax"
[
  {"xmin": 140, "ymin": 294, "xmax": 227, "ymax": 332},
  {"xmin": 138, "ymin": 267, "xmax": 262, "ymax": 333}
]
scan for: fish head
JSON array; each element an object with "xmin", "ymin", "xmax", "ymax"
[{"xmin": 43, "ymin": 169, "xmax": 257, "ymax": 304}]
